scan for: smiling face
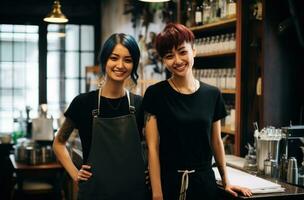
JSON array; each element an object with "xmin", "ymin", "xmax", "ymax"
[
  {"xmin": 105, "ymin": 43, "xmax": 133, "ymax": 83},
  {"xmin": 162, "ymin": 42, "xmax": 196, "ymax": 77}
]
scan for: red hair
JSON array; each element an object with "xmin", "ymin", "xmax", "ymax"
[{"xmin": 155, "ymin": 23, "xmax": 195, "ymax": 58}]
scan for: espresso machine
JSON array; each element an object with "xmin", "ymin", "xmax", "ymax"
[{"xmin": 281, "ymin": 125, "xmax": 304, "ymax": 165}]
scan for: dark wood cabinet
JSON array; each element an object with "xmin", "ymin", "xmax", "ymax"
[
  {"xmin": 178, "ymin": 0, "xmax": 304, "ymax": 156},
  {"xmin": 179, "ymin": 1, "xmax": 245, "ymax": 155},
  {"xmin": 241, "ymin": 0, "xmax": 304, "ymax": 156}
]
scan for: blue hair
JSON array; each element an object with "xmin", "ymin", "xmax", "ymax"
[{"xmin": 99, "ymin": 33, "xmax": 140, "ymax": 84}]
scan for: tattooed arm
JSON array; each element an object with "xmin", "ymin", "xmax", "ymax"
[
  {"xmin": 53, "ymin": 117, "xmax": 91, "ymax": 182},
  {"xmin": 145, "ymin": 112, "xmax": 163, "ymax": 200},
  {"xmin": 211, "ymin": 120, "xmax": 252, "ymax": 197}
]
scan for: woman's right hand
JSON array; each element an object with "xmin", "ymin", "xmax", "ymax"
[{"xmin": 74, "ymin": 165, "xmax": 92, "ymax": 182}]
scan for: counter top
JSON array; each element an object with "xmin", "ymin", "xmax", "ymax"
[
  {"xmin": 9, "ymin": 154, "xmax": 62, "ymax": 170},
  {"xmin": 219, "ymin": 180, "xmax": 304, "ymax": 200},
  {"xmin": 219, "ymin": 155, "xmax": 304, "ymax": 199}
]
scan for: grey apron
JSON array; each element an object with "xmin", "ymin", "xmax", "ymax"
[{"xmin": 78, "ymin": 89, "xmax": 148, "ymax": 200}]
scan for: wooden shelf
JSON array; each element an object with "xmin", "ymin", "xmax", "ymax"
[
  {"xmin": 189, "ymin": 17, "xmax": 236, "ymax": 32},
  {"xmin": 221, "ymin": 125, "xmax": 235, "ymax": 135},
  {"xmin": 180, "ymin": 1, "xmax": 242, "ymax": 155},
  {"xmin": 221, "ymin": 89, "xmax": 236, "ymax": 94},
  {"xmin": 196, "ymin": 50, "xmax": 236, "ymax": 58}
]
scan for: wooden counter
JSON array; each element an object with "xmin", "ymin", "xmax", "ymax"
[
  {"xmin": 218, "ymin": 157, "xmax": 304, "ymax": 200},
  {"xmin": 10, "ymin": 154, "xmax": 62, "ymax": 171},
  {"xmin": 9, "ymin": 154, "xmax": 64, "ymax": 199},
  {"xmin": 219, "ymin": 180, "xmax": 304, "ymax": 199}
]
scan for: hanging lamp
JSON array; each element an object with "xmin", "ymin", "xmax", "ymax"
[{"xmin": 43, "ymin": 1, "xmax": 69, "ymax": 23}]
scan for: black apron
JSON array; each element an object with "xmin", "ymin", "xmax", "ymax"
[{"xmin": 78, "ymin": 89, "xmax": 148, "ymax": 200}]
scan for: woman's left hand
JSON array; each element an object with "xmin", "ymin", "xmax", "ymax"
[{"xmin": 224, "ymin": 184, "xmax": 252, "ymax": 197}]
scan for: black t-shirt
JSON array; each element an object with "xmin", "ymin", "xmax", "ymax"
[
  {"xmin": 143, "ymin": 80, "xmax": 227, "ymax": 169},
  {"xmin": 64, "ymin": 90, "xmax": 144, "ymax": 163}
]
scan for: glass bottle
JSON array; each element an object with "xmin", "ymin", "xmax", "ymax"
[
  {"xmin": 12, "ymin": 111, "xmax": 26, "ymax": 143},
  {"xmin": 202, "ymin": 0, "xmax": 211, "ymax": 24},
  {"xmin": 220, "ymin": 69, "xmax": 226, "ymax": 89},
  {"xmin": 185, "ymin": 0, "xmax": 192, "ymax": 27},
  {"xmin": 203, "ymin": 37, "xmax": 210, "ymax": 54},
  {"xmin": 228, "ymin": 32, "xmax": 236, "ymax": 51},
  {"xmin": 195, "ymin": 2, "xmax": 203, "ymax": 26},
  {"xmin": 209, "ymin": 36, "xmax": 216, "ymax": 53},
  {"xmin": 209, "ymin": 0, "xmax": 216, "ymax": 22},
  {"xmin": 227, "ymin": 0, "xmax": 236, "ymax": 18},
  {"xmin": 219, "ymin": 34, "xmax": 225, "ymax": 52},
  {"xmin": 214, "ymin": 35, "xmax": 220, "ymax": 53},
  {"xmin": 219, "ymin": 0, "xmax": 227, "ymax": 19},
  {"xmin": 199, "ymin": 38, "xmax": 206, "ymax": 55}
]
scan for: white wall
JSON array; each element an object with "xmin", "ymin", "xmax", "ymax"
[
  {"xmin": 100, "ymin": 0, "xmax": 166, "ymax": 44},
  {"xmin": 101, "ymin": 0, "xmax": 134, "ymax": 42}
]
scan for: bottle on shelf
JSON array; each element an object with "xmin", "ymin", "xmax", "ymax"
[
  {"xmin": 227, "ymin": 0, "xmax": 236, "ymax": 18},
  {"xmin": 209, "ymin": 36, "xmax": 216, "ymax": 53},
  {"xmin": 223, "ymin": 33, "xmax": 230, "ymax": 51},
  {"xmin": 218, "ymin": 0, "xmax": 227, "ymax": 19},
  {"xmin": 12, "ymin": 110, "xmax": 26, "ymax": 144},
  {"xmin": 25, "ymin": 106, "xmax": 32, "ymax": 138},
  {"xmin": 226, "ymin": 68, "xmax": 236, "ymax": 90},
  {"xmin": 209, "ymin": 0, "xmax": 218, "ymax": 23},
  {"xmin": 229, "ymin": 32, "xmax": 236, "ymax": 51},
  {"xmin": 202, "ymin": 0, "xmax": 211, "ymax": 25},
  {"xmin": 204, "ymin": 37, "xmax": 211, "ymax": 54},
  {"xmin": 195, "ymin": 2, "xmax": 203, "ymax": 26},
  {"xmin": 185, "ymin": 0, "xmax": 193, "ymax": 27},
  {"xmin": 191, "ymin": 0, "xmax": 197, "ymax": 27},
  {"xmin": 219, "ymin": 68, "xmax": 227, "ymax": 89}
]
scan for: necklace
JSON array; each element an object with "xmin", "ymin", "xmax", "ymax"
[{"xmin": 170, "ymin": 78, "xmax": 198, "ymax": 94}]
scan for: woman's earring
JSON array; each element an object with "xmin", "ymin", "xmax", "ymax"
[
  {"xmin": 98, "ymin": 76, "xmax": 105, "ymax": 88},
  {"xmin": 124, "ymin": 77, "xmax": 137, "ymax": 92}
]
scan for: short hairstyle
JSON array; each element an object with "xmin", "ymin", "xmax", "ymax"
[
  {"xmin": 155, "ymin": 23, "xmax": 195, "ymax": 58},
  {"xmin": 99, "ymin": 33, "xmax": 140, "ymax": 84}
]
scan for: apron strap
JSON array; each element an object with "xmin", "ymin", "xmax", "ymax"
[
  {"xmin": 177, "ymin": 169, "xmax": 195, "ymax": 200},
  {"xmin": 126, "ymin": 90, "xmax": 136, "ymax": 114},
  {"xmin": 92, "ymin": 88, "xmax": 136, "ymax": 117},
  {"xmin": 92, "ymin": 88, "xmax": 102, "ymax": 118}
]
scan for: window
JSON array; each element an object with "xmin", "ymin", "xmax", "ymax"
[
  {"xmin": 0, "ymin": 25, "xmax": 39, "ymax": 133},
  {"xmin": 0, "ymin": 24, "xmax": 95, "ymax": 134},
  {"xmin": 47, "ymin": 24, "xmax": 95, "ymax": 118}
]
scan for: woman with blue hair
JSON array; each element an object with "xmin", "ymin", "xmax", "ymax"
[{"xmin": 53, "ymin": 33, "xmax": 149, "ymax": 199}]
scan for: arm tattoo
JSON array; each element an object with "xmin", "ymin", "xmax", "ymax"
[
  {"xmin": 57, "ymin": 118, "xmax": 75, "ymax": 143},
  {"xmin": 144, "ymin": 112, "xmax": 153, "ymax": 126}
]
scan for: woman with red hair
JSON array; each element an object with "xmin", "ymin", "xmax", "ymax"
[{"xmin": 143, "ymin": 23, "xmax": 252, "ymax": 200}]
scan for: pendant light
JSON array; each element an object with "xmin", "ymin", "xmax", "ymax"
[
  {"xmin": 43, "ymin": 1, "xmax": 69, "ymax": 23},
  {"xmin": 139, "ymin": 0, "xmax": 170, "ymax": 2}
]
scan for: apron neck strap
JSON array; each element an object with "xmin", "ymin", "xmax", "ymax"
[
  {"xmin": 92, "ymin": 88, "xmax": 135, "ymax": 117},
  {"xmin": 126, "ymin": 90, "xmax": 136, "ymax": 114}
]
